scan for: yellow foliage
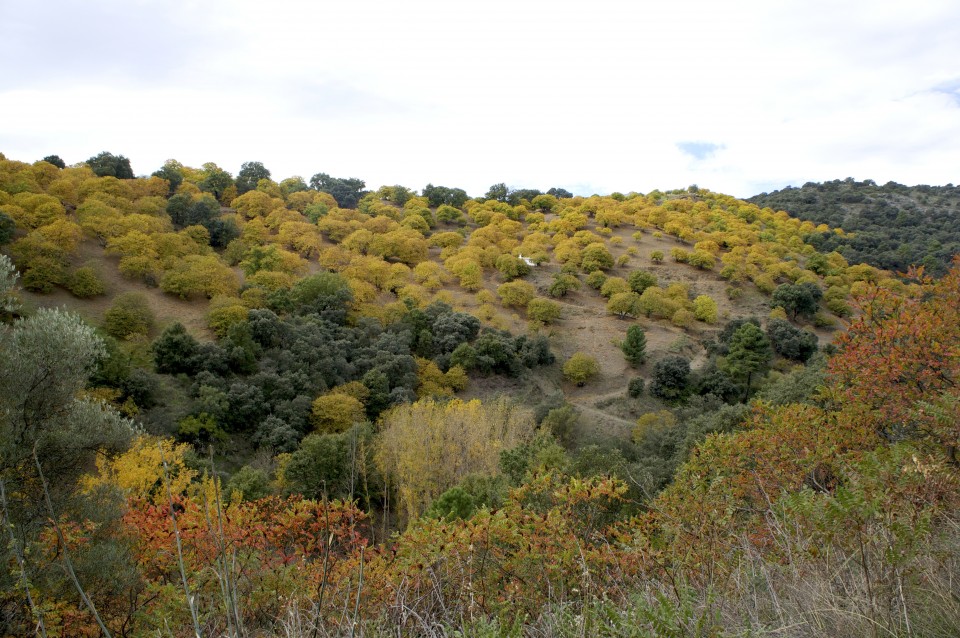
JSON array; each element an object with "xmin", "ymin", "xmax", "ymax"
[
  {"xmin": 82, "ymin": 436, "xmax": 197, "ymax": 503},
  {"xmin": 311, "ymin": 393, "xmax": 366, "ymax": 433},
  {"xmin": 376, "ymin": 398, "xmax": 535, "ymax": 522}
]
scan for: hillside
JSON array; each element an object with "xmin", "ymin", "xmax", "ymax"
[
  {"xmin": 748, "ymin": 178, "xmax": 960, "ymax": 276},
  {"xmin": 3, "ymin": 153, "xmax": 957, "ymax": 637}
]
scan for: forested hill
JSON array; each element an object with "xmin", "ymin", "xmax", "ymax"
[{"xmin": 748, "ymin": 178, "xmax": 960, "ymax": 276}]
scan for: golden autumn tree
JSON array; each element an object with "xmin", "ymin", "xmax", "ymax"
[{"xmin": 376, "ymin": 398, "xmax": 535, "ymax": 522}]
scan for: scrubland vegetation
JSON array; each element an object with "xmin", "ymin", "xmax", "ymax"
[{"xmin": 1, "ymin": 151, "xmax": 957, "ymax": 636}]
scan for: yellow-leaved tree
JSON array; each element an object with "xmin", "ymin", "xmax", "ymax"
[
  {"xmin": 82, "ymin": 436, "xmax": 197, "ymax": 504},
  {"xmin": 377, "ymin": 398, "xmax": 535, "ymax": 523}
]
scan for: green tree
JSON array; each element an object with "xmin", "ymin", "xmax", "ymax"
[
  {"xmin": 621, "ymin": 325, "xmax": 647, "ymax": 366},
  {"xmin": 766, "ymin": 318, "xmax": 818, "ymax": 362},
  {"xmin": 627, "ymin": 269, "xmax": 658, "ymax": 294},
  {"xmin": 650, "ymin": 356, "xmax": 691, "ymax": 401},
  {"xmin": 484, "ymin": 182, "xmax": 509, "ymax": 202},
  {"xmin": 423, "ymin": 184, "xmax": 469, "ymax": 208},
  {"xmin": 41, "ymin": 154, "xmax": 66, "ymax": 169},
  {"xmin": 581, "ymin": 243, "xmax": 614, "ymax": 272},
  {"xmin": 86, "ymin": 151, "xmax": 134, "ymax": 179},
  {"xmin": 235, "ymin": 161, "xmax": 271, "ymax": 194},
  {"xmin": 0, "ymin": 308, "xmax": 133, "ymax": 523},
  {"xmin": 309, "ymin": 173, "xmax": 367, "ymax": 208},
  {"xmin": 0, "ymin": 211, "xmax": 15, "ymax": 245},
  {"xmin": 225, "ymin": 466, "xmax": 271, "ymax": 502},
  {"xmin": 151, "ymin": 159, "xmax": 184, "ymax": 194},
  {"xmin": 771, "ymin": 282, "xmax": 823, "ymax": 319},
  {"xmin": 199, "ymin": 162, "xmax": 235, "ymax": 200},
  {"xmin": 563, "ymin": 352, "xmax": 600, "ymax": 386},
  {"xmin": 548, "ymin": 273, "xmax": 581, "ymax": 298},
  {"xmin": 720, "ymin": 322, "xmax": 772, "ymax": 401},
  {"xmin": 607, "ymin": 292, "xmax": 642, "ymax": 318}
]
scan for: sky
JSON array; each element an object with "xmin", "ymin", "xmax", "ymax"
[{"xmin": 1, "ymin": 0, "xmax": 959, "ymax": 199}]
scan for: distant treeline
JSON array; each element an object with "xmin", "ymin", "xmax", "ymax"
[{"xmin": 749, "ymin": 178, "xmax": 960, "ymax": 276}]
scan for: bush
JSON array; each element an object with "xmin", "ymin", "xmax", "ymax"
[
  {"xmin": 692, "ymin": 295, "xmax": 718, "ymax": 323},
  {"xmin": 151, "ymin": 323, "xmax": 200, "ymax": 374},
  {"xmin": 627, "ymin": 269, "xmax": 658, "ymax": 294},
  {"xmin": 766, "ymin": 318, "xmax": 819, "ymax": 362},
  {"xmin": 548, "ymin": 273, "xmax": 581, "ymax": 297},
  {"xmin": 66, "ymin": 266, "xmax": 105, "ymax": 298},
  {"xmin": 650, "ymin": 356, "xmax": 691, "ymax": 401},
  {"xmin": 497, "ymin": 280, "xmax": 536, "ymax": 308},
  {"xmin": 527, "ymin": 297, "xmax": 561, "ymax": 324},
  {"xmin": 628, "ymin": 377, "xmax": 645, "ymax": 398},
  {"xmin": 563, "ymin": 352, "xmax": 600, "ymax": 386},
  {"xmin": 226, "ymin": 466, "xmax": 271, "ymax": 503},
  {"xmin": 540, "ymin": 405, "xmax": 578, "ymax": 445},
  {"xmin": 103, "ymin": 292, "xmax": 154, "ymax": 338},
  {"xmin": 585, "ymin": 270, "xmax": 607, "ymax": 290}
]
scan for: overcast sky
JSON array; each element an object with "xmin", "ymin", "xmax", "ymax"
[{"xmin": 2, "ymin": 0, "xmax": 958, "ymax": 198}]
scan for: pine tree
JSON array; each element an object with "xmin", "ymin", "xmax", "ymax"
[
  {"xmin": 621, "ymin": 325, "xmax": 648, "ymax": 366},
  {"xmin": 721, "ymin": 322, "xmax": 772, "ymax": 401}
]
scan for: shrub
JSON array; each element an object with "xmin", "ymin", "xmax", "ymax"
[
  {"xmin": 563, "ymin": 352, "xmax": 600, "ymax": 386},
  {"xmin": 103, "ymin": 292, "xmax": 154, "ymax": 338},
  {"xmin": 627, "ymin": 377, "xmax": 645, "ymax": 398},
  {"xmin": 650, "ymin": 356, "xmax": 691, "ymax": 401},
  {"xmin": 692, "ymin": 295, "xmax": 718, "ymax": 323},
  {"xmin": 650, "ymin": 250, "xmax": 664, "ymax": 263},
  {"xmin": 497, "ymin": 280, "xmax": 537, "ymax": 308},
  {"xmin": 766, "ymin": 318, "xmax": 819, "ymax": 362},
  {"xmin": 527, "ymin": 297, "xmax": 561, "ymax": 324},
  {"xmin": 311, "ymin": 392, "xmax": 366, "ymax": 433},
  {"xmin": 585, "ymin": 270, "xmax": 608, "ymax": 290},
  {"xmin": 66, "ymin": 266, "xmax": 106, "ymax": 298},
  {"xmin": 580, "ymin": 243, "xmax": 614, "ymax": 272},
  {"xmin": 548, "ymin": 273, "xmax": 581, "ymax": 298}
]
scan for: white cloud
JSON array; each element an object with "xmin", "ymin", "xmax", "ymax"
[{"xmin": 2, "ymin": 0, "xmax": 959, "ymax": 198}]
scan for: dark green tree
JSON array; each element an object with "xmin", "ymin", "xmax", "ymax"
[
  {"xmin": 720, "ymin": 322, "xmax": 772, "ymax": 401},
  {"xmin": 627, "ymin": 270, "xmax": 658, "ymax": 294},
  {"xmin": 309, "ymin": 173, "xmax": 367, "ymax": 208},
  {"xmin": 86, "ymin": 151, "xmax": 134, "ymax": 179},
  {"xmin": 547, "ymin": 187, "xmax": 574, "ymax": 198},
  {"xmin": 199, "ymin": 163, "xmax": 234, "ymax": 200},
  {"xmin": 423, "ymin": 184, "xmax": 469, "ymax": 208},
  {"xmin": 0, "ymin": 211, "xmax": 14, "ymax": 245},
  {"xmin": 151, "ymin": 322, "xmax": 200, "ymax": 374},
  {"xmin": 771, "ymin": 282, "xmax": 823, "ymax": 319},
  {"xmin": 507, "ymin": 188, "xmax": 542, "ymax": 205},
  {"xmin": 152, "ymin": 160, "xmax": 185, "ymax": 195},
  {"xmin": 484, "ymin": 182, "xmax": 509, "ymax": 202},
  {"xmin": 766, "ymin": 318, "xmax": 819, "ymax": 362},
  {"xmin": 41, "ymin": 154, "xmax": 66, "ymax": 169},
  {"xmin": 621, "ymin": 325, "xmax": 648, "ymax": 366},
  {"xmin": 236, "ymin": 161, "xmax": 271, "ymax": 194},
  {"xmin": 650, "ymin": 356, "xmax": 691, "ymax": 401}
]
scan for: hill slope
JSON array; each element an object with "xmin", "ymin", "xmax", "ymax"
[{"xmin": 748, "ymin": 178, "xmax": 960, "ymax": 275}]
